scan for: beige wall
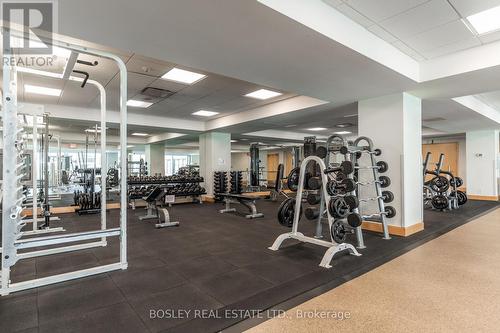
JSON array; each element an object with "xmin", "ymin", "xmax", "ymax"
[{"xmin": 422, "ymin": 136, "xmax": 466, "ymax": 184}]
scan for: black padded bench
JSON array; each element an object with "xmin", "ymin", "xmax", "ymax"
[
  {"xmin": 216, "ymin": 193, "xmax": 264, "ymax": 219},
  {"xmin": 139, "ymin": 186, "xmax": 179, "ymax": 228}
]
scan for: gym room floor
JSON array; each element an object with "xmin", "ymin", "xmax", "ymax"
[
  {"xmin": 246, "ymin": 207, "xmax": 500, "ymax": 333},
  {"xmin": 0, "ymin": 199, "xmax": 498, "ymax": 333}
]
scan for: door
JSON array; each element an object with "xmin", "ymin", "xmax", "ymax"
[
  {"xmin": 267, "ymin": 153, "xmax": 279, "ymax": 187},
  {"xmin": 422, "ymin": 143, "xmax": 458, "ymax": 181},
  {"xmin": 284, "ymin": 151, "xmax": 293, "ymax": 176}
]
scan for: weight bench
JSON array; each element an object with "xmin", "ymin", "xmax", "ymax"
[
  {"xmin": 139, "ymin": 186, "xmax": 179, "ymax": 228},
  {"xmin": 217, "ymin": 193, "xmax": 264, "ymax": 219}
]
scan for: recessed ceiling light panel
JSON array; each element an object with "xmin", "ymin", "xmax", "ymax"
[
  {"xmin": 466, "ymin": 5, "xmax": 500, "ymax": 34},
  {"xmin": 333, "ymin": 131, "xmax": 352, "ymax": 135},
  {"xmin": 24, "ymin": 84, "xmax": 61, "ymax": 96},
  {"xmin": 335, "ymin": 123, "xmax": 353, "ymax": 128},
  {"xmin": 127, "ymin": 100, "xmax": 153, "ymax": 108},
  {"xmin": 307, "ymin": 127, "xmax": 327, "ymax": 131},
  {"xmin": 161, "ymin": 67, "xmax": 206, "ymax": 84},
  {"xmin": 131, "ymin": 132, "xmax": 149, "ymax": 137},
  {"xmin": 192, "ymin": 110, "xmax": 219, "ymax": 117},
  {"xmin": 245, "ymin": 89, "xmax": 282, "ymax": 100}
]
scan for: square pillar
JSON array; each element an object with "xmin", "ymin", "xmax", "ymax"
[
  {"xmin": 199, "ymin": 132, "xmax": 231, "ymax": 196},
  {"xmin": 466, "ymin": 130, "xmax": 499, "ymax": 200},
  {"xmin": 145, "ymin": 143, "xmax": 165, "ymax": 176},
  {"xmin": 358, "ymin": 93, "xmax": 423, "ymax": 234}
]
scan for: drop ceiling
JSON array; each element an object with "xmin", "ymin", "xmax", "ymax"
[{"xmin": 324, "ymin": 0, "xmax": 500, "ymax": 60}]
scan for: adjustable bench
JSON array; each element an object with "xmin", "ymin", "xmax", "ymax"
[
  {"xmin": 139, "ymin": 186, "xmax": 179, "ymax": 228},
  {"xmin": 217, "ymin": 193, "xmax": 264, "ymax": 219}
]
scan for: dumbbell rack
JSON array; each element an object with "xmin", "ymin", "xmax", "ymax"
[
  {"xmin": 349, "ymin": 137, "xmax": 391, "ymax": 240},
  {"xmin": 213, "ymin": 172, "xmax": 228, "ymax": 201},
  {"xmin": 127, "ymin": 178, "xmax": 205, "ymax": 209},
  {"xmin": 269, "ymin": 156, "xmax": 361, "ymax": 269},
  {"xmin": 230, "ymin": 171, "xmax": 243, "ymax": 194}
]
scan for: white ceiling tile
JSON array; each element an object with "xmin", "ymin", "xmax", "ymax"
[
  {"xmin": 321, "ymin": 0, "xmax": 344, "ymax": 7},
  {"xmin": 380, "ymin": 0, "xmax": 459, "ymax": 38},
  {"xmin": 449, "ymin": 0, "xmax": 500, "ymax": 17},
  {"xmin": 420, "ymin": 37, "xmax": 481, "ymax": 58},
  {"xmin": 126, "ymin": 54, "xmax": 176, "ymax": 78},
  {"xmin": 335, "ymin": 3, "xmax": 374, "ymax": 27},
  {"xmin": 479, "ymin": 29, "xmax": 500, "ymax": 43},
  {"xmin": 367, "ymin": 24, "xmax": 398, "ymax": 43},
  {"xmin": 405, "ymin": 20, "xmax": 475, "ymax": 52},
  {"xmin": 345, "ymin": 0, "xmax": 429, "ymax": 22}
]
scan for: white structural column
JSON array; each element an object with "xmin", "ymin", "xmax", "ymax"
[
  {"xmin": 465, "ymin": 130, "xmax": 499, "ymax": 200},
  {"xmin": 358, "ymin": 93, "xmax": 423, "ymax": 230},
  {"xmin": 145, "ymin": 144, "xmax": 165, "ymax": 176},
  {"xmin": 199, "ymin": 132, "xmax": 231, "ymax": 196}
]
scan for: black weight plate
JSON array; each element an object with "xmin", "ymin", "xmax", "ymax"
[
  {"xmin": 344, "ymin": 195, "xmax": 359, "ymax": 209},
  {"xmin": 456, "ymin": 190, "xmax": 467, "ymax": 206},
  {"xmin": 347, "ymin": 213, "xmax": 363, "ymax": 228},
  {"xmin": 431, "ymin": 195, "xmax": 448, "ymax": 210},
  {"xmin": 306, "ymin": 193, "xmax": 321, "ymax": 205},
  {"xmin": 316, "ymin": 146, "xmax": 327, "ymax": 159},
  {"xmin": 326, "ymin": 180, "xmax": 337, "ymax": 196},
  {"xmin": 307, "ymin": 177, "xmax": 322, "ymax": 190},
  {"xmin": 328, "ymin": 197, "xmax": 349, "ymax": 218},
  {"xmin": 373, "ymin": 148, "xmax": 382, "ymax": 156},
  {"xmin": 287, "ymin": 167, "xmax": 300, "ymax": 192},
  {"xmin": 305, "ymin": 208, "xmax": 320, "ymax": 220},
  {"xmin": 384, "ymin": 206, "xmax": 396, "ymax": 218},
  {"xmin": 381, "ymin": 190, "xmax": 394, "ymax": 203},
  {"xmin": 341, "ymin": 178, "xmax": 356, "ymax": 193},
  {"xmin": 379, "ymin": 176, "xmax": 391, "ymax": 188},
  {"xmin": 376, "ymin": 161, "xmax": 388, "ymax": 173},
  {"xmin": 277, "ymin": 198, "xmax": 302, "ymax": 227},
  {"xmin": 430, "ymin": 176, "xmax": 449, "ymax": 193},
  {"xmin": 331, "ymin": 221, "xmax": 347, "ymax": 243},
  {"xmin": 340, "ymin": 161, "xmax": 354, "ymax": 175}
]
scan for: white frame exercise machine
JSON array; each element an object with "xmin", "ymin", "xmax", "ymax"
[
  {"xmin": 1, "ymin": 31, "xmax": 128, "ymax": 296},
  {"xmin": 269, "ymin": 156, "xmax": 361, "ymax": 268}
]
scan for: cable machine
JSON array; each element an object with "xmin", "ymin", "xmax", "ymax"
[{"xmin": 1, "ymin": 32, "xmax": 128, "ymax": 295}]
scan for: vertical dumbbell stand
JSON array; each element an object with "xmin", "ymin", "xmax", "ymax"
[{"xmin": 269, "ymin": 156, "xmax": 361, "ymax": 269}]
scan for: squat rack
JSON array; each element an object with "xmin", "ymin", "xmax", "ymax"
[{"xmin": 1, "ymin": 31, "xmax": 128, "ymax": 295}]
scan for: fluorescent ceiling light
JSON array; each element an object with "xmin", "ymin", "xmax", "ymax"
[
  {"xmin": 307, "ymin": 127, "xmax": 327, "ymax": 131},
  {"xmin": 127, "ymin": 100, "xmax": 153, "ymax": 108},
  {"xmin": 334, "ymin": 131, "xmax": 352, "ymax": 135},
  {"xmin": 284, "ymin": 124, "xmax": 297, "ymax": 128},
  {"xmin": 343, "ymin": 113, "xmax": 358, "ymax": 118},
  {"xmin": 466, "ymin": 5, "xmax": 500, "ymax": 34},
  {"xmin": 24, "ymin": 84, "xmax": 61, "ymax": 96},
  {"xmin": 230, "ymin": 140, "xmax": 238, "ymax": 143},
  {"xmin": 161, "ymin": 67, "xmax": 206, "ymax": 84},
  {"xmin": 245, "ymin": 89, "xmax": 282, "ymax": 100},
  {"xmin": 240, "ymin": 138, "xmax": 249, "ymax": 141},
  {"xmin": 131, "ymin": 132, "xmax": 149, "ymax": 137},
  {"xmin": 335, "ymin": 123, "xmax": 352, "ymax": 128},
  {"xmin": 192, "ymin": 110, "xmax": 219, "ymax": 117},
  {"xmin": 127, "ymin": 145, "xmax": 135, "ymax": 148}
]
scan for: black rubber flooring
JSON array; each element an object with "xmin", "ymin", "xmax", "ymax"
[{"xmin": 0, "ymin": 199, "xmax": 498, "ymax": 333}]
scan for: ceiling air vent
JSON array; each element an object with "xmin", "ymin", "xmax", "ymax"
[{"xmin": 133, "ymin": 87, "xmax": 175, "ymax": 104}]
